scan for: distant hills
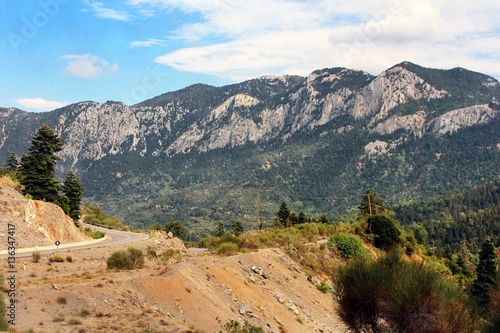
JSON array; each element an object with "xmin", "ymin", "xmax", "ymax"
[{"xmin": 1, "ymin": 62, "xmax": 499, "ymax": 239}]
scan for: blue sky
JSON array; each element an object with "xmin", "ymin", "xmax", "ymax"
[{"xmin": 1, "ymin": 0, "xmax": 499, "ymax": 112}]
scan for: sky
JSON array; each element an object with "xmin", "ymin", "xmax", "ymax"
[{"xmin": 1, "ymin": 0, "xmax": 499, "ymax": 112}]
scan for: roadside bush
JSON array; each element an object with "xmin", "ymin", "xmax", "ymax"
[
  {"xmin": 49, "ymin": 255, "xmax": 64, "ymax": 263},
  {"xmin": 66, "ymin": 256, "xmax": 73, "ymax": 262},
  {"xmin": 32, "ymin": 251, "xmax": 41, "ymax": 263},
  {"xmin": 89, "ymin": 230, "xmax": 105, "ymax": 239},
  {"xmin": 127, "ymin": 247, "xmax": 145, "ymax": 268},
  {"xmin": 328, "ymin": 233, "xmax": 366, "ymax": 260},
  {"xmin": 217, "ymin": 242, "xmax": 239, "ymax": 256},
  {"xmin": 106, "ymin": 251, "xmax": 132, "ymax": 269}
]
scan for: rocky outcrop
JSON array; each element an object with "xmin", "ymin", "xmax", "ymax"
[
  {"xmin": 372, "ymin": 111, "xmax": 427, "ymax": 137},
  {"xmin": 351, "ymin": 66, "xmax": 447, "ymax": 122},
  {"xmin": 372, "ymin": 105, "xmax": 498, "ymax": 137},
  {"xmin": 0, "ymin": 184, "xmax": 89, "ymax": 249},
  {"xmin": 427, "ymin": 104, "xmax": 498, "ymax": 135}
]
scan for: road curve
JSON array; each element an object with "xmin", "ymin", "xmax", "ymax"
[{"xmin": 0, "ymin": 223, "xmax": 149, "ymax": 259}]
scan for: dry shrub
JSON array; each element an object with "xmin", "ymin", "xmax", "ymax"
[
  {"xmin": 217, "ymin": 242, "xmax": 238, "ymax": 256},
  {"xmin": 0, "ymin": 175, "xmax": 21, "ymax": 190},
  {"xmin": 334, "ymin": 251, "xmax": 477, "ymax": 333}
]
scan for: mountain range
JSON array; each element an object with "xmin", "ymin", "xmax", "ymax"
[{"xmin": 1, "ymin": 61, "xmax": 500, "ymax": 239}]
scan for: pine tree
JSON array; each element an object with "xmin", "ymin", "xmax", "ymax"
[
  {"xmin": 4, "ymin": 152, "xmax": 19, "ymax": 171},
  {"xmin": 19, "ymin": 124, "xmax": 63, "ymax": 202},
  {"xmin": 472, "ymin": 236, "xmax": 497, "ymax": 311},
  {"xmin": 277, "ymin": 200, "xmax": 290, "ymax": 226},
  {"xmin": 215, "ymin": 222, "xmax": 225, "ymax": 237},
  {"xmin": 62, "ymin": 170, "xmax": 84, "ymax": 222},
  {"xmin": 298, "ymin": 211, "xmax": 306, "ymax": 224},
  {"xmin": 318, "ymin": 214, "xmax": 329, "ymax": 224},
  {"xmin": 359, "ymin": 189, "xmax": 385, "ymax": 217},
  {"xmin": 232, "ymin": 220, "xmax": 244, "ymax": 236}
]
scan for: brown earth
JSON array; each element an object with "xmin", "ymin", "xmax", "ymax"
[
  {"xmin": 3, "ymin": 239, "xmax": 347, "ymax": 333},
  {"xmin": 0, "ymin": 185, "xmax": 90, "ymax": 249}
]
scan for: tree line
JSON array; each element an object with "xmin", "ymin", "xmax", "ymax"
[{"xmin": 2, "ymin": 124, "xmax": 83, "ymax": 225}]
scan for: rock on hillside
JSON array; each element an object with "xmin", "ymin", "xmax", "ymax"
[{"xmin": 0, "ymin": 183, "xmax": 90, "ymax": 249}]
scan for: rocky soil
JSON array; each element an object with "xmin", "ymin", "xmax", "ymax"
[{"xmin": 4, "ymin": 242, "xmax": 347, "ymax": 333}]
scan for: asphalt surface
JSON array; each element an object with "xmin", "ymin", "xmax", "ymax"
[{"xmin": 0, "ymin": 223, "xmax": 149, "ymax": 259}]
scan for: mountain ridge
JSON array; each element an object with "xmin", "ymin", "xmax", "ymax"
[{"xmin": 1, "ymin": 62, "xmax": 499, "ymax": 237}]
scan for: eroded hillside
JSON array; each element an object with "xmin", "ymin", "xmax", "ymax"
[
  {"xmin": 7, "ymin": 245, "xmax": 346, "ymax": 333},
  {"xmin": 0, "ymin": 182, "xmax": 89, "ymax": 249}
]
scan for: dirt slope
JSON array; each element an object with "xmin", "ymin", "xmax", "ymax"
[
  {"xmin": 7, "ymin": 243, "xmax": 347, "ymax": 333},
  {"xmin": 0, "ymin": 184, "xmax": 90, "ymax": 249}
]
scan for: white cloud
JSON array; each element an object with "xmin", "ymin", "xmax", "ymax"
[
  {"xmin": 16, "ymin": 98, "xmax": 69, "ymax": 111},
  {"xmin": 134, "ymin": 0, "xmax": 500, "ymax": 80},
  {"xmin": 62, "ymin": 54, "xmax": 119, "ymax": 78},
  {"xmin": 130, "ymin": 39, "xmax": 166, "ymax": 48},
  {"xmin": 87, "ymin": 1, "xmax": 131, "ymax": 21}
]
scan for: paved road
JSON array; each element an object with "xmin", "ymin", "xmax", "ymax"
[{"xmin": 0, "ymin": 223, "xmax": 149, "ymax": 259}]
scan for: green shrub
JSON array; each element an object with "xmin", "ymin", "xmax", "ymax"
[
  {"xmin": 49, "ymin": 255, "xmax": 64, "ymax": 263},
  {"xmin": 224, "ymin": 320, "xmax": 264, "ymax": 333},
  {"xmin": 184, "ymin": 241, "xmax": 198, "ymax": 248},
  {"xmin": 146, "ymin": 246, "xmax": 157, "ymax": 258},
  {"xmin": 107, "ymin": 248, "xmax": 144, "ymax": 269},
  {"xmin": 127, "ymin": 247, "xmax": 144, "ymax": 268},
  {"xmin": 164, "ymin": 219, "xmax": 186, "ymax": 239},
  {"xmin": 89, "ymin": 230, "xmax": 105, "ymax": 239},
  {"xmin": 107, "ymin": 251, "xmax": 132, "ymax": 269},
  {"xmin": 334, "ymin": 251, "xmax": 475, "ymax": 333},
  {"xmin": 0, "ymin": 285, "xmax": 7, "ymax": 331},
  {"xmin": 316, "ymin": 280, "xmax": 330, "ymax": 293},
  {"xmin": 66, "ymin": 256, "xmax": 73, "ymax": 262},
  {"xmin": 32, "ymin": 251, "xmax": 41, "ymax": 263},
  {"xmin": 328, "ymin": 233, "xmax": 366, "ymax": 260},
  {"xmin": 217, "ymin": 242, "xmax": 239, "ymax": 256},
  {"xmin": 367, "ymin": 215, "xmax": 401, "ymax": 249}
]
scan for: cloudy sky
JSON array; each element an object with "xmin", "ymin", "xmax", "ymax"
[{"xmin": 1, "ymin": 0, "xmax": 499, "ymax": 112}]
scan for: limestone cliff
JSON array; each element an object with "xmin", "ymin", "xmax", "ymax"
[{"xmin": 2, "ymin": 62, "xmax": 498, "ymax": 168}]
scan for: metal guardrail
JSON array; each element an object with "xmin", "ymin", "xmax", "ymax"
[
  {"xmin": 85, "ymin": 221, "xmax": 152, "ymax": 236},
  {"xmin": 85, "ymin": 221, "xmax": 123, "ymax": 231}
]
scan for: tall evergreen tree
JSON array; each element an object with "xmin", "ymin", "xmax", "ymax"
[
  {"xmin": 62, "ymin": 170, "xmax": 84, "ymax": 222},
  {"xmin": 4, "ymin": 152, "xmax": 19, "ymax": 171},
  {"xmin": 359, "ymin": 189, "xmax": 385, "ymax": 217},
  {"xmin": 298, "ymin": 211, "xmax": 306, "ymax": 224},
  {"xmin": 231, "ymin": 220, "xmax": 244, "ymax": 236},
  {"xmin": 19, "ymin": 124, "xmax": 63, "ymax": 202},
  {"xmin": 277, "ymin": 200, "xmax": 290, "ymax": 226},
  {"xmin": 472, "ymin": 236, "xmax": 497, "ymax": 311},
  {"xmin": 215, "ymin": 222, "xmax": 225, "ymax": 237},
  {"xmin": 318, "ymin": 214, "xmax": 329, "ymax": 224}
]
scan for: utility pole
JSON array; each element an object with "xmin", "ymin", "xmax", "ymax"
[
  {"xmin": 252, "ymin": 189, "xmax": 262, "ymax": 246},
  {"xmin": 256, "ymin": 189, "xmax": 260, "ymax": 245}
]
